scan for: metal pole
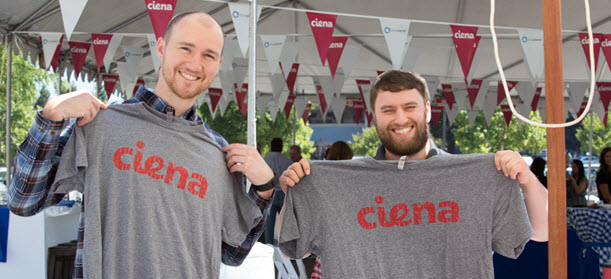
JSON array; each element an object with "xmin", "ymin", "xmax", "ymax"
[
  {"xmin": 588, "ymin": 111, "xmax": 593, "ymax": 191},
  {"xmin": 5, "ymin": 34, "xmax": 12, "ymax": 184},
  {"xmin": 292, "ymin": 101, "xmax": 296, "ymax": 145},
  {"xmin": 246, "ymin": 0, "xmax": 257, "ymax": 147},
  {"xmin": 442, "ymin": 110, "xmax": 447, "ymax": 149},
  {"xmin": 542, "ymin": 0, "xmax": 567, "ymax": 277},
  {"xmin": 57, "ymin": 67, "xmax": 62, "ymax": 94}
]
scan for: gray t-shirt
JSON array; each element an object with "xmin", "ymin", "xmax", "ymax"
[
  {"xmin": 279, "ymin": 154, "xmax": 532, "ymax": 279},
  {"xmin": 51, "ymin": 102, "xmax": 262, "ymax": 279}
]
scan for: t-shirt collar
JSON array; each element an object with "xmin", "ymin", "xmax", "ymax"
[{"xmin": 133, "ymin": 86, "xmax": 200, "ymax": 122}]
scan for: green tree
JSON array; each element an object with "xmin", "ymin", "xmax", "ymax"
[
  {"xmin": 451, "ymin": 108, "xmax": 547, "ymax": 154},
  {"xmin": 199, "ymin": 101, "xmax": 314, "ymax": 159},
  {"xmin": 0, "ymin": 46, "xmax": 52, "ymax": 164},
  {"xmin": 350, "ymin": 127, "xmax": 381, "ymax": 157},
  {"xmin": 34, "ymin": 85, "xmax": 51, "ymax": 109},
  {"xmin": 575, "ymin": 112, "xmax": 611, "ymax": 157}
]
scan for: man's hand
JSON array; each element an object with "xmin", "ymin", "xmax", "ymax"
[
  {"xmin": 494, "ymin": 150, "xmax": 536, "ymax": 188},
  {"xmin": 223, "ymin": 144, "xmax": 275, "ymax": 198},
  {"xmin": 279, "ymin": 158, "xmax": 310, "ymax": 193},
  {"xmin": 42, "ymin": 91, "xmax": 107, "ymax": 126}
]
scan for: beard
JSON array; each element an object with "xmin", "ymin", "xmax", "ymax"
[{"xmin": 376, "ymin": 119, "xmax": 430, "ymax": 157}]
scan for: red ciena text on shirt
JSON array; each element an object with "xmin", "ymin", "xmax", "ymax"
[{"xmin": 357, "ymin": 196, "xmax": 460, "ymax": 229}]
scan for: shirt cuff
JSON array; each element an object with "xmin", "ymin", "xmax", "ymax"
[
  {"xmin": 250, "ymin": 188, "xmax": 273, "ymax": 211},
  {"xmin": 33, "ymin": 110, "xmax": 69, "ymax": 143}
]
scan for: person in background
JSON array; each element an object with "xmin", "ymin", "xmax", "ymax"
[
  {"xmin": 530, "ymin": 157, "xmax": 547, "ymax": 188},
  {"xmin": 263, "ymin": 138, "xmax": 293, "ymax": 244},
  {"xmin": 289, "ymin": 145, "xmax": 303, "ymax": 162},
  {"xmin": 596, "ymin": 147, "xmax": 611, "ymax": 204},
  {"xmin": 325, "ymin": 141, "xmax": 353, "ymax": 161},
  {"xmin": 567, "ymin": 159, "xmax": 588, "ymax": 207}
]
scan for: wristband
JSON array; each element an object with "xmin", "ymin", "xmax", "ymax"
[{"xmin": 252, "ymin": 176, "xmax": 278, "ymax": 192}]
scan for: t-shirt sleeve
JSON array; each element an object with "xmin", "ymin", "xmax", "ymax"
[
  {"xmin": 221, "ymin": 173, "xmax": 263, "ymax": 246},
  {"xmin": 278, "ymin": 181, "xmax": 317, "ymax": 259},
  {"xmin": 491, "ymin": 177, "xmax": 533, "ymax": 259},
  {"xmin": 50, "ymin": 125, "xmax": 88, "ymax": 194}
]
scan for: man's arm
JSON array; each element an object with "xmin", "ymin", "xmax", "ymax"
[
  {"xmin": 495, "ymin": 150, "xmax": 549, "ymax": 242},
  {"xmin": 8, "ymin": 92, "xmax": 106, "ymax": 216}
]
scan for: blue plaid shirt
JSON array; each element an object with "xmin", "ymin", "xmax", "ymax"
[{"xmin": 9, "ymin": 87, "xmax": 271, "ymax": 278}]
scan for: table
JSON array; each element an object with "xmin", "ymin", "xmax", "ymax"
[{"xmin": 567, "ymin": 207, "xmax": 611, "ymax": 278}]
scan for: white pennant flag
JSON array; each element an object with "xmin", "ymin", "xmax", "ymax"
[
  {"xmin": 592, "ymin": 90, "xmax": 606, "ymax": 121},
  {"xmin": 467, "ymin": 107, "xmax": 478, "ymax": 127},
  {"xmin": 269, "ymin": 73, "xmax": 286, "ymax": 100},
  {"xmin": 268, "ymin": 103, "xmax": 280, "ymax": 122},
  {"xmin": 568, "ymin": 82, "xmax": 589, "ymax": 114},
  {"xmin": 402, "ymin": 45, "xmax": 421, "ymax": 70},
  {"xmin": 218, "ymin": 96, "xmax": 230, "ymax": 117},
  {"xmin": 446, "ymin": 106, "xmax": 461, "ymax": 126},
  {"xmin": 220, "ymin": 39, "xmax": 239, "ymax": 72},
  {"xmin": 279, "ymin": 42, "xmax": 300, "ymax": 78},
  {"xmin": 122, "ymin": 46, "xmax": 145, "ymax": 76},
  {"xmin": 257, "ymin": 94, "xmax": 273, "ymax": 118},
  {"xmin": 451, "ymin": 83, "xmax": 468, "ymax": 110},
  {"xmin": 217, "ymin": 71, "xmax": 235, "ymax": 103},
  {"xmin": 337, "ymin": 44, "xmax": 360, "ymax": 78},
  {"xmin": 482, "ymin": 93, "xmax": 497, "ymax": 127},
  {"xmin": 422, "ymin": 75, "xmax": 440, "ymax": 100},
  {"xmin": 517, "ymin": 28, "xmax": 545, "ymax": 86},
  {"xmin": 331, "ymin": 70, "xmax": 347, "ymax": 94},
  {"xmin": 473, "ymin": 80, "xmax": 490, "ymax": 109},
  {"xmin": 195, "ymin": 90, "xmax": 206, "ymax": 109},
  {"xmin": 330, "ymin": 96, "xmax": 347, "ymax": 124},
  {"xmin": 539, "ymin": 106, "xmax": 547, "ymax": 123},
  {"xmin": 513, "ymin": 82, "xmax": 536, "ymax": 107},
  {"xmin": 315, "ymin": 76, "xmax": 335, "ymax": 104},
  {"xmin": 379, "ymin": 18, "xmax": 412, "ymax": 69},
  {"xmin": 516, "ymin": 102, "xmax": 532, "ymax": 127},
  {"xmin": 39, "ymin": 33, "xmax": 63, "ymax": 69},
  {"xmin": 293, "ymin": 97, "xmax": 309, "ymax": 120},
  {"xmin": 103, "ymin": 35, "xmax": 123, "ymax": 72},
  {"xmin": 260, "ymin": 35, "xmax": 286, "ymax": 74},
  {"xmin": 58, "ymin": 0, "xmax": 88, "ymax": 40},
  {"xmin": 228, "ymin": 3, "xmax": 262, "ymax": 58},
  {"xmin": 232, "ymin": 57, "xmax": 249, "ymax": 88},
  {"xmin": 146, "ymin": 34, "xmax": 161, "ymax": 73},
  {"xmin": 115, "ymin": 62, "xmax": 137, "ymax": 97}
]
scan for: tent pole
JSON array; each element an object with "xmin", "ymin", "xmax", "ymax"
[
  {"xmin": 5, "ymin": 34, "xmax": 12, "ymax": 184},
  {"xmin": 542, "ymin": 0, "xmax": 567, "ymax": 278},
  {"xmin": 247, "ymin": 0, "xmax": 258, "ymax": 148},
  {"xmin": 588, "ymin": 111, "xmax": 593, "ymax": 192}
]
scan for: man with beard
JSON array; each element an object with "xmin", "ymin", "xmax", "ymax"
[
  {"xmin": 278, "ymin": 70, "xmax": 548, "ymax": 278},
  {"xmin": 9, "ymin": 12, "xmax": 276, "ymax": 279}
]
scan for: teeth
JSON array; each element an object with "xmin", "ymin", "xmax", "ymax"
[
  {"xmin": 395, "ymin": 127, "xmax": 412, "ymax": 134},
  {"xmin": 179, "ymin": 71, "xmax": 199, "ymax": 81}
]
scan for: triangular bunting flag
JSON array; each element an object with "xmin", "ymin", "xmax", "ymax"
[
  {"xmin": 578, "ymin": 33, "xmax": 604, "ymax": 75},
  {"xmin": 122, "ymin": 46, "xmax": 145, "ymax": 76},
  {"xmin": 284, "ymin": 94, "xmax": 296, "ymax": 119},
  {"xmin": 68, "ymin": 41, "xmax": 91, "ymax": 79},
  {"xmin": 103, "ymin": 35, "xmax": 122, "ymax": 72},
  {"xmin": 283, "ymin": 63, "xmax": 300, "ymax": 95},
  {"xmin": 58, "ymin": 0, "xmax": 88, "ymax": 40},
  {"xmin": 568, "ymin": 82, "xmax": 589, "ymax": 115},
  {"xmin": 302, "ymin": 103, "xmax": 312, "ymax": 124},
  {"xmin": 133, "ymin": 79, "xmax": 145, "ymax": 96},
  {"xmin": 402, "ymin": 45, "xmax": 421, "ymax": 70},
  {"xmin": 352, "ymin": 99, "xmax": 366, "ymax": 124},
  {"xmin": 91, "ymin": 34, "xmax": 112, "ymax": 73},
  {"xmin": 146, "ymin": 34, "xmax": 161, "ymax": 73},
  {"xmin": 500, "ymin": 105, "xmax": 513, "ymax": 126},
  {"xmin": 232, "ymin": 57, "xmax": 249, "ymax": 88},
  {"xmin": 234, "ymin": 83, "xmax": 248, "ymax": 118},
  {"xmin": 482, "ymin": 93, "xmax": 497, "ymax": 128},
  {"xmin": 517, "ymin": 28, "xmax": 545, "ymax": 86},
  {"xmin": 102, "ymin": 74, "xmax": 119, "ymax": 99},
  {"xmin": 596, "ymin": 82, "xmax": 611, "ymax": 110},
  {"xmin": 379, "ymin": 18, "xmax": 412, "ymax": 69},
  {"xmin": 260, "ymin": 35, "xmax": 286, "ymax": 74},
  {"xmin": 466, "ymin": 79, "xmax": 483, "ymax": 109},
  {"xmin": 306, "ymin": 12, "xmax": 338, "ymax": 66},
  {"xmin": 208, "ymin": 88, "xmax": 223, "ymax": 114},
  {"xmin": 531, "ymin": 87, "xmax": 543, "ymax": 112},
  {"xmin": 356, "ymin": 79, "xmax": 372, "ymax": 111},
  {"xmin": 228, "ymin": 2, "xmax": 263, "ymax": 57},
  {"xmin": 497, "ymin": 81, "xmax": 518, "ymax": 106},
  {"xmin": 314, "ymin": 78, "xmax": 328, "ymax": 117},
  {"xmin": 40, "ymin": 33, "xmax": 64, "ymax": 71},
  {"xmin": 601, "ymin": 34, "xmax": 611, "ymax": 73},
  {"xmin": 450, "ymin": 25, "xmax": 481, "ymax": 84},
  {"xmin": 338, "ymin": 44, "xmax": 360, "ymax": 78},
  {"xmin": 278, "ymin": 42, "xmax": 300, "ymax": 78},
  {"xmin": 430, "ymin": 105, "xmax": 444, "ymax": 128},
  {"xmin": 326, "ymin": 36, "xmax": 348, "ymax": 78},
  {"xmin": 144, "ymin": 0, "xmax": 177, "ymax": 40},
  {"xmin": 269, "ymin": 73, "xmax": 286, "ymax": 101},
  {"xmin": 330, "ymin": 96, "xmax": 346, "ymax": 124},
  {"xmin": 220, "ymin": 39, "xmax": 239, "ymax": 72},
  {"xmin": 441, "ymin": 84, "xmax": 455, "ymax": 110}
]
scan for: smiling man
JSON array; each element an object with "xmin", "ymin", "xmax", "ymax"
[
  {"xmin": 9, "ymin": 12, "xmax": 276, "ymax": 279},
  {"xmin": 278, "ymin": 70, "xmax": 548, "ymax": 278}
]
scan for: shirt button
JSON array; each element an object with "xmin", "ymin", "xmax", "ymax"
[
  {"xmin": 39, "ymin": 128, "xmax": 45, "ymax": 133},
  {"xmin": 50, "ymin": 131, "xmax": 56, "ymax": 135}
]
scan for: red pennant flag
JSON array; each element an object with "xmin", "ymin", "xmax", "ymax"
[
  {"xmin": 91, "ymin": 34, "xmax": 113, "ymax": 73},
  {"xmin": 531, "ymin": 87, "xmax": 542, "ymax": 112},
  {"xmin": 376, "ymin": 70, "xmax": 385, "ymax": 76},
  {"xmin": 450, "ymin": 25, "xmax": 481, "ymax": 83},
  {"xmin": 316, "ymin": 83, "xmax": 328, "ymax": 115},
  {"xmin": 578, "ymin": 33, "xmax": 603, "ymax": 74},
  {"xmin": 601, "ymin": 34, "xmax": 611, "ymax": 72},
  {"xmin": 284, "ymin": 63, "xmax": 300, "ymax": 95},
  {"xmin": 284, "ymin": 94, "xmax": 296, "ymax": 119},
  {"xmin": 144, "ymin": 0, "xmax": 177, "ymax": 40},
  {"xmin": 352, "ymin": 99, "xmax": 365, "ymax": 124},
  {"xmin": 500, "ymin": 104, "xmax": 513, "ymax": 126},
  {"xmin": 234, "ymin": 83, "xmax": 248, "ymax": 118},
  {"xmin": 68, "ymin": 41, "xmax": 91, "ymax": 79},
  {"xmin": 466, "ymin": 79, "xmax": 483, "ymax": 109},
  {"xmin": 596, "ymin": 82, "xmax": 611, "ymax": 110},
  {"xmin": 441, "ymin": 84, "xmax": 455, "ymax": 110},
  {"xmin": 356, "ymin": 79, "xmax": 371, "ymax": 110},
  {"xmin": 41, "ymin": 35, "xmax": 64, "ymax": 73},
  {"xmin": 102, "ymin": 74, "xmax": 119, "ymax": 99},
  {"xmin": 326, "ymin": 36, "xmax": 348, "ymax": 78},
  {"xmin": 604, "ymin": 112, "xmax": 608, "ymax": 128},
  {"xmin": 208, "ymin": 88, "xmax": 223, "ymax": 114},
  {"xmin": 302, "ymin": 103, "xmax": 312, "ymax": 124},
  {"xmin": 430, "ymin": 105, "xmax": 444, "ymax": 128},
  {"xmin": 366, "ymin": 111, "xmax": 374, "ymax": 127},
  {"xmin": 576, "ymin": 101, "xmax": 588, "ymax": 124},
  {"xmin": 497, "ymin": 81, "xmax": 518, "ymax": 106},
  {"xmin": 133, "ymin": 79, "xmax": 146, "ymax": 96},
  {"xmin": 306, "ymin": 12, "xmax": 338, "ymax": 66}
]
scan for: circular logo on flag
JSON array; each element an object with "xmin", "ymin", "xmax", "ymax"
[
  {"xmin": 125, "ymin": 52, "xmax": 131, "ymax": 57},
  {"xmin": 264, "ymin": 42, "xmax": 270, "ymax": 48},
  {"xmin": 232, "ymin": 63, "xmax": 237, "ymax": 68},
  {"xmin": 384, "ymin": 27, "xmax": 391, "ymax": 34},
  {"xmin": 43, "ymin": 39, "xmax": 48, "ymax": 44},
  {"xmin": 150, "ymin": 41, "xmax": 155, "ymax": 47},
  {"xmin": 521, "ymin": 36, "xmax": 528, "ymax": 43},
  {"xmin": 232, "ymin": 11, "xmax": 239, "ymax": 18}
]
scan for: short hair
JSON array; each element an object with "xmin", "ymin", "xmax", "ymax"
[
  {"xmin": 270, "ymin": 138, "xmax": 283, "ymax": 152},
  {"xmin": 326, "ymin": 141, "xmax": 353, "ymax": 160},
  {"xmin": 530, "ymin": 157, "xmax": 546, "ymax": 175},
  {"xmin": 163, "ymin": 12, "xmax": 221, "ymax": 43},
  {"xmin": 290, "ymin": 145, "xmax": 301, "ymax": 153},
  {"xmin": 370, "ymin": 70, "xmax": 430, "ymax": 111}
]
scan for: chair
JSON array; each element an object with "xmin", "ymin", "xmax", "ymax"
[{"xmin": 273, "ymin": 246, "xmax": 307, "ymax": 279}]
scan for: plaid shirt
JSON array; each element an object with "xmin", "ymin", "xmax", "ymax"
[{"xmin": 9, "ymin": 87, "xmax": 271, "ymax": 278}]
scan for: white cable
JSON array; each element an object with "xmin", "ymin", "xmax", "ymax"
[{"xmin": 490, "ymin": 0, "xmax": 596, "ymax": 128}]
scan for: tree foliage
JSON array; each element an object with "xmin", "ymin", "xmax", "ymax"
[
  {"xmin": 575, "ymin": 112, "xmax": 611, "ymax": 157},
  {"xmin": 451, "ymin": 108, "xmax": 547, "ymax": 154},
  {"xmin": 350, "ymin": 127, "xmax": 381, "ymax": 157},
  {"xmin": 0, "ymin": 46, "xmax": 52, "ymax": 164},
  {"xmin": 199, "ymin": 101, "xmax": 314, "ymax": 159}
]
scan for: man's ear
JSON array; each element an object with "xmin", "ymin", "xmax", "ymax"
[
  {"xmin": 425, "ymin": 101, "xmax": 431, "ymax": 122},
  {"xmin": 156, "ymin": 37, "xmax": 165, "ymax": 60}
]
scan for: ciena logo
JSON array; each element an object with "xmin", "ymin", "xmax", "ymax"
[
  {"xmin": 93, "ymin": 38, "xmax": 109, "ymax": 45},
  {"xmin": 522, "ymin": 36, "xmax": 528, "ymax": 43},
  {"xmin": 147, "ymin": 1, "xmax": 173, "ymax": 11},
  {"xmin": 232, "ymin": 11, "xmax": 249, "ymax": 18},
  {"xmin": 603, "ymin": 38, "xmax": 611, "ymax": 47},
  {"xmin": 384, "ymin": 27, "xmax": 406, "ymax": 34},
  {"xmin": 310, "ymin": 18, "xmax": 333, "ymax": 28},
  {"xmin": 581, "ymin": 37, "xmax": 600, "ymax": 45},
  {"xmin": 71, "ymin": 47, "xmax": 87, "ymax": 54},
  {"xmin": 454, "ymin": 31, "xmax": 474, "ymax": 39}
]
